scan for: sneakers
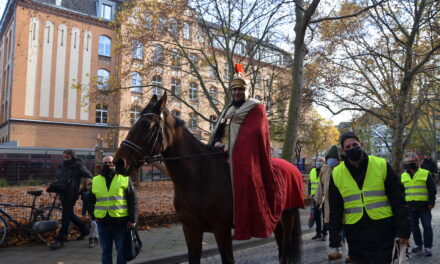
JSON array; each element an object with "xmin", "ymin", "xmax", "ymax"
[
  {"xmin": 89, "ymin": 237, "xmax": 98, "ymax": 248},
  {"xmin": 424, "ymin": 248, "xmax": 432, "ymax": 257},
  {"xmin": 76, "ymin": 229, "xmax": 90, "ymax": 241},
  {"xmin": 311, "ymin": 234, "xmax": 322, "ymax": 240},
  {"xmin": 328, "ymin": 252, "xmax": 342, "ymax": 260},
  {"xmin": 321, "ymin": 235, "xmax": 327, "ymax": 241},
  {"xmin": 412, "ymin": 246, "xmax": 423, "ymax": 253},
  {"xmin": 50, "ymin": 241, "xmax": 64, "ymax": 250}
]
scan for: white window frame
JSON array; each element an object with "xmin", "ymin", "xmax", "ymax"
[
  {"xmin": 209, "ymin": 87, "xmax": 218, "ymax": 105},
  {"xmin": 189, "ymin": 82, "xmax": 198, "ymax": 101},
  {"xmin": 209, "ymin": 115, "xmax": 217, "ymax": 132},
  {"xmin": 183, "ymin": 23, "xmax": 191, "ymax": 40},
  {"xmin": 131, "ymin": 72, "xmax": 142, "ymax": 93},
  {"xmin": 98, "ymin": 36, "xmax": 111, "ymax": 57},
  {"xmin": 97, "ymin": 69, "xmax": 110, "ymax": 90},
  {"xmin": 130, "ymin": 106, "xmax": 141, "ymax": 125},
  {"xmin": 171, "ymin": 78, "xmax": 181, "ymax": 96},
  {"xmin": 188, "ymin": 113, "xmax": 198, "ymax": 130},
  {"xmin": 133, "ymin": 41, "xmax": 143, "ymax": 60},
  {"xmin": 96, "ymin": 104, "xmax": 108, "ymax": 124},
  {"xmin": 152, "ymin": 75, "xmax": 163, "ymax": 96}
]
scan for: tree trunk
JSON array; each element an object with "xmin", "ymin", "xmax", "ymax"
[{"xmin": 281, "ymin": 1, "xmax": 307, "ymax": 162}]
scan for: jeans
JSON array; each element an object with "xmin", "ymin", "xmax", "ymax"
[
  {"xmin": 56, "ymin": 199, "xmax": 87, "ymax": 242},
  {"xmin": 410, "ymin": 209, "xmax": 433, "ymax": 248},
  {"xmin": 97, "ymin": 222, "xmax": 128, "ymax": 264},
  {"xmin": 313, "ymin": 201, "xmax": 325, "ymax": 236}
]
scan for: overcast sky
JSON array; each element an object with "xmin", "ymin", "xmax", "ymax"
[{"xmin": 0, "ymin": 0, "xmax": 7, "ymax": 19}]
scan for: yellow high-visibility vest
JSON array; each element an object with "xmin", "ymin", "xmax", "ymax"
[
  {"xmin": 92, "ymin": 174, "xmax": 129, "ymax": 218},
  {"xmin": 310, "ymin": 168, "xmax": 319, "ymax": 196},
  {"xmin": 332, "ymin": 156, "xmax": 393, "ymax": 224},
  {"xmin": 401, "ymin": 168, "xmax": 429, "ymax": 202}
]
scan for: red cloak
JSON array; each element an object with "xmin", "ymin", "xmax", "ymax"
[{"xmin": 231, "ymin": 104, "xmax": 304, "ymax": 240}]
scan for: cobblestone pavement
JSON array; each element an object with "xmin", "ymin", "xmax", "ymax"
[{"xmin": 188, "ymin": 193, "xmax": 440, "ymax": 264}]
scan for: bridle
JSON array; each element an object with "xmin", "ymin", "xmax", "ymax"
[
  {"xmin": 120, "ymin": 111, "xmax": 225, "ymax": 168},
  {"xmin": 120, "ymin": 113, "xmax": 165, "ymax": 166}
]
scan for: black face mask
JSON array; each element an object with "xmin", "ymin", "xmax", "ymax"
[
  {"xmin": 345, "ymin": 146, "xmax": 363, "ymax": 161},
  {"xmin": 101, "ymin": 165, "xmax": 115, "ymax": 176},
  {"xmin": 405, "ymin": 163, "xmax": 418, "ymax": 171}
]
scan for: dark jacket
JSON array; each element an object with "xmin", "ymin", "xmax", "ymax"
[
  {"xmin": 89, "ymin": 169, "xmax": 137, "ymax": 225},
  {"xmin": 420, "ymin": 158, "xmax": 438, "ymax": 175},
  {"xmin": 404, "ymin": 169, "xmax": 437, "ymax": 211},
  {"xmin": 56, "ymin": 158, "xmax": 92, "ymax": 201},
  {"xmin": 328, "ymin": 154, "xmax": 410, "ymax": 264}
]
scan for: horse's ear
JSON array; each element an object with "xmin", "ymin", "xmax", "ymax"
[
  {"xmin": 153, "ymin": 92, "xmax": 167, "ymax": 113},
  {"xmin": 140, "ymin": 95, "xmax": 158, "ymax": 115},
  {"xmin": 151, "ymin": 94, "xmax": 158, "ymax": 103}
]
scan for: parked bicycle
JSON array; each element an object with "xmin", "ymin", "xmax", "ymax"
[{"xmin": 0, "ymin": 190, "xmax": 62, "ymax": 246}]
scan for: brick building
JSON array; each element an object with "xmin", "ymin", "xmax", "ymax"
[{"xmin": 0, "ymin": 0, "xmax": 291, "ymax": 150}]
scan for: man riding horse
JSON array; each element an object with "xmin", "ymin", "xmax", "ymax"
[{"xmin": 210, "ymin": 64, "xmax": 304, "ymax": 240}]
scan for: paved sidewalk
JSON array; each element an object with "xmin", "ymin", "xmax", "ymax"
[{"xmin": 0, "ymin": 222, "xmax": 278, "ymax": 264}]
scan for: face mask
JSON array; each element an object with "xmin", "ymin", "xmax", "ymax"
[
  {"xmin": 405, "ymin": 163, "xmax": 418, "ymax": 171},
  {"xmin": 344, "ymin": 146, "xmax": 363, "ymax": 161},
  {"xmin": 316, "ymin": 162, "xmax": 323, "ymax": 168},
  {"xmin": 327, "ymin": 158, "xmax": 339, "ymax": 168}
]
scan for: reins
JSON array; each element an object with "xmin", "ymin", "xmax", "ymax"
[{"xmin": 121, "ymin": 112, "xmax": 224, "ymax": 165}]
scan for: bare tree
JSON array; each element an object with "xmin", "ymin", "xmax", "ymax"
[{"xmin": 315, "ymin": 0, "xmax": 440, "ymax": 171}]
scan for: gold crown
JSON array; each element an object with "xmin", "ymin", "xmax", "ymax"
[{"xmin": 230, "ymin": 76, "xmax": 247, "ymax": 89}]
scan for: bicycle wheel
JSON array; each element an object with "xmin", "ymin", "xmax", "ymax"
[
  {"xmin": 34, "ymin": 206, "xmax": 63, "ymax": 244},
  {"xmin": 0, "ymin": 215, "xmax": 9, "ymax": 247}
]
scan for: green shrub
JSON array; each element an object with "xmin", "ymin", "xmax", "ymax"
[
  {"xmin": 21, "ymin": 176, "xmax": 43, "ymax": 186},
  {"xmin": 0, "ymin": 178, "xmax": 9, "ymax": 187}
]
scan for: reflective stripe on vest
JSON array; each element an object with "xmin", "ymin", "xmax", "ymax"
[
  {"xmin": 401, "ymin": 169, "xmax": 429, "ymax": 202},
  {"xmin": 332, "ymin": 155, "xmax": 393, "ymax": 224},
  {"xmin": 310, "ymin": 168, "xmax": 319, "ymax": 196},
  {"xmin": 92, "ymin": 174, "xmax": 129, "ymax": 218}
]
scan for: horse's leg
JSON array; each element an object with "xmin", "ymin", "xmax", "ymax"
[
  {"xmin": 213, "ymin": 226, "xmax": 234, "ymax": 264},
  {"xmin": 280, "ymin": 208, "xmax": 302, "ymax": 264},
  {"xmin": 182, "ymin": 224, "xmax": 203, "ymax": 264},
  {"xmin": 274, "ymin": 222, "xmax": 284, "ymax": 260}
]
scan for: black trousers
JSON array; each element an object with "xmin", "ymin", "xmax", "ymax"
[{"xmin": 56, "ymin": 199, "xmax": 87, "ymax": 242}]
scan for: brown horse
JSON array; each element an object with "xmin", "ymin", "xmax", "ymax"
[{"xmin": 115, "ymin": 93, "xmax": 303, "ymax": 264}]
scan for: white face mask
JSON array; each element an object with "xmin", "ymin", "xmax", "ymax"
[{"xmin": 316, "ymin": 162, "xmax": 323, "ymax": 168}]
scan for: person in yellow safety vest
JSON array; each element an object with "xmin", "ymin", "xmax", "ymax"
[
  {"xmin": 328, "ymin": 131, "xmax": 410, "ymax": 264},
  {"xmin": 90, "ymin": 156, "xmax": 137, "ymax": 264},
  {"xmin": 309, "ymin": 156, "xmax": 325, "ymax": 240},
  {"xmin": 401, "ymin": 153, "xmax": 436, "ymax": 257}
]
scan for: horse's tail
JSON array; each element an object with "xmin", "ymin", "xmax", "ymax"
[{"xmin": 291, "ymin": 207, "xmax": 303, "ymax": 264}]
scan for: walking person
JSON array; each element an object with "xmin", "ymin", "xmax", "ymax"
[
  {"xmin": 314, "ymin": 145, "xmax": 344, "ymax": 260},
  {"xmin": 48, "ymin": 149, "xmax": 92, "ymax": 250},
  {"xmin": 328, "ymin": 132, "xmax": 410, "ymax": 264},
  {"xmin": 309, "ymin": 157, "xmax": 325, "ymax": 240},
  {"xmin": 401, "ymin": 153, "xmax": 436, "ymax": 256},
  {"xmin": 80, "ymin": 186, "xmax": 99, "ymax": 247},
  {"xmin": 420, "ymin": 153, "xmax": 439, "ymax": 183},
  {"xmin": 90, "ymin": 156, "xmax": 137, "ymax": 264}
]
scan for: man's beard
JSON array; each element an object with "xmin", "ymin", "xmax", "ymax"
[{"xmin": 232, "ymin": 98, "xmax": 245, "ymax": 107}]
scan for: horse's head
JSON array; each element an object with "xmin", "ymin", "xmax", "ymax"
[{"xmin": 114, "ymin": 93, "xmax": 170, "ymax": 175}]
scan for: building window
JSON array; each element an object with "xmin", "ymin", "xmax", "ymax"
[
  {"xmin": 169, "ymin": 18, "xmax": 179, "ymax": 37},
  {"xmin": 131, "ymin": 72, "xmax": 142, "ymax": 93},
  {"xmin": 171, "ymin": 78, "xmax": 181, "ymax": 97},
  {"xmin": 189, "ymin": 82, "xmax": 198, "ymax": 101},
  {"xmin": 55, "ymin": 0, "xmax": 62, "ymax": 6},
  {"xmin": 99, "ymin": 36, "xmax": 111, "ymax": 57},
  {"xmin": 133, "ymin": 41, "xmax": 143, "ymax": 60},
  {"xmin": 209, "ymin": 86, "xmax": 218, "ymax": 105},
  {"xmin": 209, "ymin": 65, "xmax": 218, "ymax": 79},
  {"xmin": 236, "ymin": 41, "xmax": 246, "ymax": 55},
  {"xmin": 171, "ymin": 49, "xmax": 182, "ymax": 69},
  {"xmin": 97, "ymin": 69, "xmax": 110, "ymax": 89},
  {"xmin": 224, "ymin": 63, "xmax": 230, "ymax": 80},
  {"xmin": 96, "ymin": 104, "xmax": 108, "ymax": 124},
  {"xmin": 209, "ymin": 115, "xmax": 217, "ymax": 132},
  {"xmin": 183, "ymin": 23, "xmax": 191, "ymax": 40},
  {"xmin": 101, "ymin": 3, "xmax": 112, "ymax": 20},
  {"xmin": 171, "ymin": 110, "xmax": 181, "ymax": 118},
  {"xmin": 152, "ymin": 44, "xmax": 164, "ymax": 64},
  {"xmin": 255, "ymin": 95, "xmax": 262, "ymax": 101},
  {"xmin": 130, "ymin": 105, "xmax": 142, "ymax": 125},
  {"xmin": 152, "ymin": 75, "xmax": 163, "ymax": 95},
  {"xmin": 188, "ymin": 113, "xmax": 198, "ymax": 130}
]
